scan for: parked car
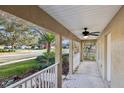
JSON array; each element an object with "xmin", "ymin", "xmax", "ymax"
[{"xmin": 4, "ymin": 46, "xmax": 12, "ymax": 49}]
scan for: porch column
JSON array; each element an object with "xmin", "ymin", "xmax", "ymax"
[
  {"xmin": 55, "ymin": 34, "xmax": 62, "ymax": 88},
  {"xmin": 69, "ymin": 40, "xmax": 73, "ymax": 74},
  {"xmin": 80, "ymin": 41, "xmax": 83, "ymax": 62}
]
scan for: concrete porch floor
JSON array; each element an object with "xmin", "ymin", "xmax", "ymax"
[{"xmin": 63, "ymin": 61, "xmax": 108, "ymax": 88}]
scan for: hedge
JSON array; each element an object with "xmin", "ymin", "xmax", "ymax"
[{"xmin": 0, "ymin": 49, "xmax": 15, "ymax": 53}]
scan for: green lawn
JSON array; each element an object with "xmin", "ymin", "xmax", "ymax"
[
  {"xmin": 0, "ymin": 59, "xmax": 39, "ymax": 79},
  {"xmin": 0, "ymin": 49, "xmax": 56, "ymax": 79}
]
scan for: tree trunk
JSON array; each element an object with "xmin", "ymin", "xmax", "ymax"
[
  {"xmin": 11, "ymin": 42, "xmax": 16, "ymax": 50},
  {"xmin": 47, "ymin": 42, "xmax": 51, "ymax": 53},
  {"xmin": 11, "ymin": 44, "xmax": 15, "ymax": 50}
]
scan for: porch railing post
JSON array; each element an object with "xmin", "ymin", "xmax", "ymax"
[
  {"xmin": 80, "ymin": 41, "xmax": 83, "ymax": 62},
  {"xmin": 55, "ymin": 34, "xmax": 62, "ymax": 88},
  {"xmin": 69, "ymin": 40, "xmax": 73, "ymax": 74}
]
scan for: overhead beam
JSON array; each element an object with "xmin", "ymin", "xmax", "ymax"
[{"xmin": 0, "ymin": 5, "xmax": 80, "ymax": 42}]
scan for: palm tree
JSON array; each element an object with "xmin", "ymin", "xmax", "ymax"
[{"xmin": 40, "ymin": 32, "xmax": 55, "ymax": 53}]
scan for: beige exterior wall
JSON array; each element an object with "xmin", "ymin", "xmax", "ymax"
[
  {"xmin": 97, "ymin": 35, "xmax": 108, "ymax": 83},
  {"xmin": 97, "ymin": 6, "xmax": 124, "ymax": 87},
  {"xmin": 73, "ymin": 41, "xmax": 80, "ymax": 71}
]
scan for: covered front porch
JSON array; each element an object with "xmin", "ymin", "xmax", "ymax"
[{"xmin": 0, "ymin": 5, "xmax": 124, "ymax": 88}]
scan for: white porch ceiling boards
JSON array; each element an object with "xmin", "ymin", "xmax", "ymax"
[{"xmin": 39, "ymin": 5, "xmax": 121, "ymax": 40}]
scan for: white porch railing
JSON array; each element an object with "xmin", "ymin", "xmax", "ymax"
[{"xmin": 7, "ymin": 63, "xmax": 59, "ymax": 88}]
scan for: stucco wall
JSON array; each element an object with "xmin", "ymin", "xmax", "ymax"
[
  {"xmin": 97, "ymin": 6, "xmax": 124, "ymax": 87},
  {"xmin": 73, "ymin": 41, "xmax": 80, "ymax": 71},
  {"xmin": 97, "ymin": 37, "xmax": 106, "ymax": 80},
  {"xmin": 73, "ymin": 52, "xmax": 80, "ymax": 71}
]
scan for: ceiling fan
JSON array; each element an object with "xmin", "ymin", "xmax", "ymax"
[{"xmin": 82, "ymin": 27, "xmax": 100, "ymax": 39}]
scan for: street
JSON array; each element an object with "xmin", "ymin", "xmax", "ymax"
[
  {"xmin": 0, "ymin": 50, "xmax": 43, "ymax": 63},
  {"xmin": 0, "ymin": 49, "xmax": 69, "ymax": 64}
]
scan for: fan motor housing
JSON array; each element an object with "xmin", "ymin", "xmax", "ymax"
[{"xmin": 82, "ymin": 31, "xmax": 89, "ymax": 36}]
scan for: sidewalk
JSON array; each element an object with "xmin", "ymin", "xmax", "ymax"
[
  {"xmin": 0, "ymin": 50, "xmax": 35, "ymax": 57},
  {"xmin": 0, "ymin": 50, "xmax": 42, "ymax": 63}
]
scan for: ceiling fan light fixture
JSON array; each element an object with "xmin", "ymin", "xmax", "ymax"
[{"xmin": 83, "ymin": 36, "xmax": 88, "ymax": 39}]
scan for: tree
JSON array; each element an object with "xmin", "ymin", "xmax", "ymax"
[
  {"xmin": 0, "ymin": 16, "xmax": 40, "ymax": 48},
  {"xmin": 39, "ymin": 32, "xmax": 55, "ymax": 53},
  {"xmin": 0, "ymin": 32, "xmax": 5, "ymax": 45},
  {"xmin": 19, "ymin": 30, "xmax": 39, "ymax": 46},
  {"xmin": 0, "ymin": 17, "xmax": 8, "ymax": 45}
]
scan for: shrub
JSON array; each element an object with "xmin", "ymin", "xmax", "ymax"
[
  {"xmin": 36, "ymin": 52, "xmax": 55, "ymax": 69},
  {"xmin": 36, "ymin": 52, "xmax": 69, "ymax": 76},
  {"xmin": 0, "ymin": 49, "xmax": 15, "ymax": 53},
  {"xmin": 62, "ymin": 53, "xmax": 69, "ymax": 76}
]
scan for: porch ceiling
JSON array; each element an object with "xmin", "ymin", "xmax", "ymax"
[{"xmin": 39, "ymin": 5, "xmax": 121, "ymax": 40}]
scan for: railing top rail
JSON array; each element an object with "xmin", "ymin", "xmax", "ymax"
[{"xmin": 7, "ymin": 62, "xmax": 59, "ymax": 88}]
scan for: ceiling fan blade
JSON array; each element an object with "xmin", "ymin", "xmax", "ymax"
[
  {"xmin": 91, "ymin": 32, "xmax": 100, "ymax": 33},
  {"xmin": 89, "ymin": 33, "xmax": 99, "ymax": 36}
]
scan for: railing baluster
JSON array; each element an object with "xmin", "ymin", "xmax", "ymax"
[
  {"xmin": 51, "ymin": 67, "xmax": 54, "ymax": 88},
  {"xmin": 42, "ymin": 72, "xmax": 44, "ymax": 88},
  {"xmin": 49, "ymin": 68, "xmax": 51, "ymax": 88},
  {"xmin": 25, "ymin": 82, "xmax": 27, "ymax": 88},
  {"xmin": 47, "ymin": 70, "xmax": 49, "ymax": 88},
  {"xmin": 53, "ymin": 68, "xmax": 55, "ymax": 87},
  {"xmin": 49, "ymin": 69, "xmax": 51, "ymax": 88},
  {"xmin": 31, "ymin": 79, "xmax": 33, "ymax": 88},
  {"xmin": 51, "ymin": 67, "xmax": 53, "ymax": 88},
  {"xmin": 47, "ymin": 69, "xmax": 50, "ymax": 88},
  {"xmin": 45, "ymin": 70, "xmax": 47, "ymax": 88},
  {"xmin": 34, "ymin": 77, "xmax": 37, "ymax": 88},
  {"xmin": 54, "ymin": 66, "xmax": 57, "ymax": 88},
  {"xmin": 38, "ymin": 75, "xmax": 41, "ymax": 88}
]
